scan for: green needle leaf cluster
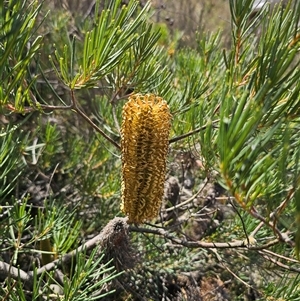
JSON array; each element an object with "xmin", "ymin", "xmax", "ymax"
[{"xmin": 0, "ymin": 0, "xmax": 43, "ymax": 110}]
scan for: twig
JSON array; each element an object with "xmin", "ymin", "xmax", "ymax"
[
  {"xmin": 215, "ymin": 196, "xmax": 235, "ymax": 202},
  {"xmin": 169, "ymin": 119, "xmax": 219, "ymax": 144},
  {"xmin": 258, "ymin": 251, "xmax": 300, "ymax": 273},
  {"xmin": 4, "ymin": 103, "xmax": 73, "ymax": 113},
  {"xmin": 70, "ymin": 90, "xmax": 121, "ymax": 149},
  {"xmin": 45, "ymin": 163, "xmax": 59, "ymax": 197},
  {"xmin": 201, "ymin": 279, "xmax": 232, "ymax": 299},
  {"xmin": 259, "ymin": 249, "xmax": 299, "ymax": 264},
  {"xmin": 112, "ymin": 103, "xmax": 121, "ymax": 134},
  {"xmin": 129, "ymin": 225, "xmax": 279, "ymax": 250},
  {"xmin": 230, "ymin": 199, "xmax": 250, "ymax": 246},
  {"xmin": 249, "ymin": 207, "xmax": 294, "ymax": 247},
  {"xmin": 163, "ymin": 178, "xmax": 208, "ymax": 212},
  {"xmin": 272, "ymin": 187, "xmax": 295, "ymax": 231},
  {"xmin": 190, "ymin": 208, "xmax": 218, "ymax": 218},
  {"xmin": 250, "ymin": 221, "xmax": 264, "ymax": 237},
  {"xmin": 2, "ymin": 280, "xmax": 17, "ymax": 301},
  {"xmin": 82, "ymin": 0, "xmax": 96, "ymax": 21},
  {"xmin": 30, "ymin": 226, "xmax": 105, "ymax": 277},
  {"xmin": 4, "ymin": 91, "xmax": 121, "ymax": 150},
  {"xmin": 210, "ymin": 248, "xmax": 252, "ymax": 288}
]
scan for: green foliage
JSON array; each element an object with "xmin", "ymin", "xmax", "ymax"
[
  {"xmin": 0, "ymin": 0, "xmax": 43, "ymax": 111},
  {"xmin": 1, "ymin": 0, "xmax": 300, "ymax": 300},
  {"xmin": 218, "ymin": 0, "xmax": 300, "ymax": 212},
  {"xmin": 170, "ymin": 31, "xmax": 224, "ymax": 173},
  {"xmin": 0, "ymin": 126, "xmax": 26, "ymax": 201},
  {"xmin": 263, "ymin": 273, "xmax": 300, "ymax": 300},
  {"xmin": 62, "ymin": 249, "xmax": 120, "ymax": 301},
  {"xmin": 49, "ymin": 0, "xmax": 171, "ymax": 95},
  {"xmin": 0, "ymin": 249, "xmax": 119, "ymax": 301}
]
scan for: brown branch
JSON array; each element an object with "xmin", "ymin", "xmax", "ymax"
[
  {"xmin": 272, "ymin": 186, "xmax": 295, "ymax": 231},
  {"xmin": 0, "ymin": 217, "xmax": 128, "ymax": 287},
  {"xmin": 169, "ymin": 125, "xmax": 208, "ymax": 144},
  {"xmin": 258, "ymin": 250, "xmax": 300, "ymax": 273},
  {"xmin": 0, "ymin": 216, "xmax": 291, "ymax": 291},
  {"xmin": 249, "ymin": 207, "xmax": 295, "ymax": 247},
  {"xmin": 2, "ymin": 280, "xmax": 17, "ymax": 301},
  {"xmin": 163, "ymin": 178, "xmax": 208, "ymax": 212},
  {"xmin": 230, "ymin": 199, "xmax": 250, "ymax": 246},
  {"xmin": 221, "ymin": 188, "xmax": 295, "ymax": 248},
  {"xmin": 250, "ymin": 220, "xmax": 264, "ymax": 237},
  {"xmin": 3, "ymin": 91, "xmax": 121, "ymax": 150},
  {"xmin": 70, "ymin": 90, "xmax": 121, "ymax": 149},
  {"xmin": 129, "ymin": 225, "xmax": 280, "ymax": 250},
  {"xmin": 3, "ymin": 103, "xmax": 73, "ymax": 113},
  {"xmin": 259, "ymin": 249, "xmax": 299, "ymax": 264},
  {"xmin": 30, "ymin": 225, "xmax": 107, "ymax": 276},
  {"xmin": 169, "ymin": 119, "xmax": 219, "ymax": 144},
  {"xmin": 210, "ymin": 248, "xmax": 252, "ymax": 288}
]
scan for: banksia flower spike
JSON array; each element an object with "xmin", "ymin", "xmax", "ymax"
[{"xmin": 121, "ymin": 93, "xmax": 172, "ymax": 224}]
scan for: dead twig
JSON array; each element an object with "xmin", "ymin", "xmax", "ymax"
[
  {"xmin": 163, "ymin": 178, "xmax": 209, "ymax": 212},
  {"xmin": 129, "ymin": 225, "xmax": 280, "ymax": 250}
]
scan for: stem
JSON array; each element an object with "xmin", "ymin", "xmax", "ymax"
[
  {"xmin": 70, "ymin": 90, "xmax": 121, "ymax": 150},
  {"xmin": 169, "ymin": 119, "xmax": 219, "ymax": 144}
]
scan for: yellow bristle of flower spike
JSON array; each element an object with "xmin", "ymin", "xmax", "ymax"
[{"xmin": 121, "ymin": 93, "xmax": 171, "ymax": 224}]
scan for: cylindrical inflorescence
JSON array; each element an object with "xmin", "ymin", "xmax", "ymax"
[{"xmin": 121, "ymin": 93, "xmax": 172, "ymax": 223}]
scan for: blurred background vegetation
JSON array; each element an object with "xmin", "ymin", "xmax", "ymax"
[{"xmin": 0, "ymin": 0, "xmax": 300, "ymax": 300}]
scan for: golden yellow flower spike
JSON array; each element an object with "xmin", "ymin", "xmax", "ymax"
[{"xmin": 121, "ymin": 93, "xmax": 172, "ymax": 224}]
